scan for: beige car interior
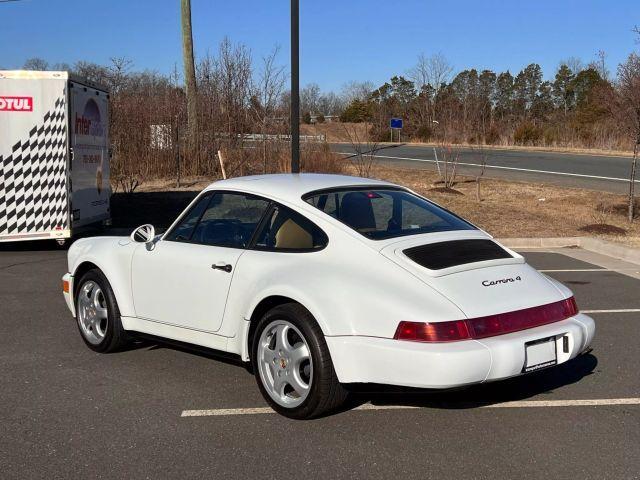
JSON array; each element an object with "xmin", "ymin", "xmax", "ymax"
[{"xmin": 274, "ymin": 218, "xmax": 313, "ymax": 249}]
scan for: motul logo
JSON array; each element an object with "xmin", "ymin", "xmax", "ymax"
[{"xmin": 0, "ymin": 96, "xmax": 33, "ymax": 111}]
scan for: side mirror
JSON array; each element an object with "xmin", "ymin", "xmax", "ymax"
[{"xmin": 130, "ymin": 224, "xmax": 156, "ymax": 244}]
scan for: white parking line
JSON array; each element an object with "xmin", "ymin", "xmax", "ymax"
[
  {"xmin": 181, "ymin": 397, "xmax": 640, "ymax": 417},
  {"xmin": 581, "ymin": 309, "xmax": 640, "ymax": 314},
  {"xmin": 539, "ymin": 269, "xmax": 607, "ymax": 272},
  {"xmin": 337, "ymin": 152, "xmax": 640, "ymax": 184}
]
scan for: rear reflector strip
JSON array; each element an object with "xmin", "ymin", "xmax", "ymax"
[{"xmin": 394, "ymin": 297, "xmax": 579, "ymax": 342}]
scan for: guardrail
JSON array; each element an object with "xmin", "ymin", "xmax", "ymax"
[{"xmin": 216, "ymin": 133, "xmax": 326, "ymax": 142}]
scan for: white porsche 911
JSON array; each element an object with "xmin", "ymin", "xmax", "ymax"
[{"xmin": 62, "ymin": 174, "xmax": 595, "ymax": 418}]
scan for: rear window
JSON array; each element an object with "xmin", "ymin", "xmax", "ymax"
[{"xmin": 304, "ymin": 187, "xmax": 475, "ymax": 240}]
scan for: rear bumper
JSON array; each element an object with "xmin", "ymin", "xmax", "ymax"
[
  {"xmin": 326, "ymin": 314, "xmax": 595, "ymax": 388},
  {"xmin": 0, "ymin": 229, "xmax": 71, "ymax": 243},
  {"xmin": 62, "ymin": 273, "xmax": 75, "ymax": 317}
]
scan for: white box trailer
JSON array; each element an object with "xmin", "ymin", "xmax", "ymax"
[{"xmin": 0, "ymin": 70, "xmax": 110, "ymax": 244}]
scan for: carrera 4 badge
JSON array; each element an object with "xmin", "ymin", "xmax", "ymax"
[{"xmin": 482, "ymin": 276, "xmax": 522, "ymax": 287}]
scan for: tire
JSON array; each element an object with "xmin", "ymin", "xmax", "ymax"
[
  {"xmin": 252, "ymin": 303, "xmax": 348, "ymax": 419},
  {"xmin": 75, "ymin": 269, "xmax": 128, "ymax": 353}
]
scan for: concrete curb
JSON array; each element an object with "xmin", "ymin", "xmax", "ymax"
[{"xmin": 498, "ymin": 236, "xmax": 640, "ymax": 266}]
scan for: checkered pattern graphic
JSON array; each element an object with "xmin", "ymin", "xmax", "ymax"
[{"xmin": 0, "ymin": 94, "xmax": 68, "ymax": 236}]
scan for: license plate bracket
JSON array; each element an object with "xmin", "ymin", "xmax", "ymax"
[{"xmin": 523, "ymin": 336, "xmax": 557, "ymax": 373}]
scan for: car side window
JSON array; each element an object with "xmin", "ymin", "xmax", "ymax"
[
  {"xmin": 253, "ymin": 205, "xmax": 328, "ymax": 251},
  {"xmin": 191, "ymin": 192, "xmax": 270, "ymax": 248},
  {"xmin": 164, "ymin": 192, "xmax": 212, "ymax": 242}
]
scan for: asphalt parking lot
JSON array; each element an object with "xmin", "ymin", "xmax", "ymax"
[{"xmin": 1, "ymin": 243, "xmax": 639, "ymax": 479}]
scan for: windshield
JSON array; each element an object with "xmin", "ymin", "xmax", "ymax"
[{"xmin": 304, "ymin": 187, "xmax": 476, "ymax": 240}]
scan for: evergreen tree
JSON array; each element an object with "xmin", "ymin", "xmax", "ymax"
[
  {"xmin": 494, "ymin": 71, "xmax": 514, "ymax": 120},
  {"xmin": 552, "ymin": 64, "xmax": 575, "ymax": 115}
]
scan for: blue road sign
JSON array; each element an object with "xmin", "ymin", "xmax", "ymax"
[{"xmin": 390, "ymin": 118, "xmax": 403, "ymax": 129}]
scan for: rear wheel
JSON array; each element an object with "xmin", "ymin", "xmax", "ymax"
[
  {"xmin": 252, "ymin": 303, "xmax": 348, "ymax": 419},
  {"xmin": 75, "ymin": 269, "xmax": 128, "ymax": 353}
]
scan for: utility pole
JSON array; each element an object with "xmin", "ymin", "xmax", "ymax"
[
  {"xmin": 181, "ymin": 0, "xmax": 198, "ymax": 160},
  {"xmin": 290, "ymin": 0, "xmax": 300, "ymax": 173}
]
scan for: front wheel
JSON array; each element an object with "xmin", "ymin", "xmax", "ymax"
[
  {"xmin": 252, "ymin": 303, "xmax": 348, "ymax": 419},
  {"xmin": 75, "ymin": 269, "xmax": 128, "ymax": 353}
]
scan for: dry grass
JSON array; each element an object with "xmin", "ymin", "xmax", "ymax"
[
  {"xmin": 361, "ymin": 165, "xmax": 640, "ymax": 248},
  {"xmin": 302, "ymin": 122, "xmax": 635, "ymax": 158},
  {"xmin": 301, "ymin": 122, "xmax": 369, "ymax": 143}
]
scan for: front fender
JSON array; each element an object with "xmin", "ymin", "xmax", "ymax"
[{"xmin": 67, "ymin": 237, "xmax": 137, "ymax": 317}]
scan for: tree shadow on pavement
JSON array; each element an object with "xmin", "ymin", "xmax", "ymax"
[{"xmin": 340, "ymin": 352, "xmax": 598, "ymax": 412}]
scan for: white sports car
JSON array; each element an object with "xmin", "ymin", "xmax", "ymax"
[{"xmin": 62, "ymin": 174, "xmax": 595, "ymax": 418}]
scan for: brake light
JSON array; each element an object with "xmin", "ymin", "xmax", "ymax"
[
  {"xmin": 394, "ymin": 319, "xmax": 471, "ymax": 342},
  {"xmin": 394, "ymin": 297, "xmax": 579, "ymax": 342}
]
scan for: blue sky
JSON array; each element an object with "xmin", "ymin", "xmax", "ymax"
[{"xmin": 1, "ymin": 0, "xmax": 637, "ymax": 91}]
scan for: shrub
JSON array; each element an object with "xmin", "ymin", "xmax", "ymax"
[
  {"xmin": 340, "ymin": 99, "xmax": 372, "ymax": 123},
  {"xmin": 302, "ymin": 111, "xmax": 312, "ymax": 124},
  {"xmin": 484, "ymin": 126, "xmax": 500, "ymax": 145},
  {"xmin": 513, "ymin": 122, "xmax": 543, "ymax": 145},
  {"xmin": 415, "ymin": 124, "xmax": 433, "ymax": 142}
]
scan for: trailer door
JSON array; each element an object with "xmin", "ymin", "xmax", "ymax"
[
  {"xmin": 0, "ymin": 71, "xmax": 70, "ymax": 242},
  {"xmin": 69, "ymin": 82, "xmax": 110, "ymax": 228}
]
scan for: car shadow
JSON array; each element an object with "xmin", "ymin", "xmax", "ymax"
[
  {"xmin": 126, "ymin": 336, "xmax": 597, "ymax": 416},
  {"xmin": 339, "ymin": 352, "xmax": 598, "ymax": 413},
  {"xmin": 126, "ymin": 335, "xmax": 250, "ymax": 372}
]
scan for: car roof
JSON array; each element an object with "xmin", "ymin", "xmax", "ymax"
[{"xmin": 203, "ymin": 173, "xmax": 400, "ymax": 203}]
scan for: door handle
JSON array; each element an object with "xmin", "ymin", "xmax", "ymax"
[{"xmin": 211, "ymin": 262, "xmax": 232, "ymax": 273}]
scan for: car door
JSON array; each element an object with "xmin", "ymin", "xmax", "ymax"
[{"xmin": 131, "ymin": 191, "xmax": 271, "ymax": 333}]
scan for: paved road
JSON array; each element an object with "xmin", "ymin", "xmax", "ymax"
[
  {"xmin": 1, "ymin": 244, "xmax": 639, "ymax": 479},
  {"xmin": 333, "ymin": 143, "xmax": 637, "ymax": 194}
]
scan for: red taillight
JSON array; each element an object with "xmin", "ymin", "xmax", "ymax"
[
  {"xmin": 468, "ymin": 297, "xmax": 578, "ymax": 339},
  {"xmin": 394, "ymin": 320, "xmax": 471, "ymax": 342},
  {"xmin": 394, "ymin": 297, "xmax": 579, "ymax": 343}
]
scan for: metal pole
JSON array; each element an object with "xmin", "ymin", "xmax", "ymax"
[{"xmin": 290, "ymin": 0, "xmax": 300, "ymax": 173}]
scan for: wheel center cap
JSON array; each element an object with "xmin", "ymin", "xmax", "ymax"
[{"xmin": 279, "ymin": 358, "xmax": 287, "ymax": 369}]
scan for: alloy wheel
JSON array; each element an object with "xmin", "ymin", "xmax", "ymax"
[
  {"xmin": 77, "ymin": 280, "xmax": 108, "ymax": 345},
  {"xmin": 257, "ymin": 320, "xmax": 313, "ymax": 408}
]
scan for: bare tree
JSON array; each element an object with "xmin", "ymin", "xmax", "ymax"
[
  {"xmin": 108, "ymin": 57, "xmax": 133, "ymax": 94},
  {"xmin": 408, "ymin": 53, "xmax": 430, "ymax": 88},
  {"xmin": 301, "ymin": 83, "xmax": 321, "ymax": 117},
  {"xmin": 218, "ymin": 37, "xmax": 253, "ymax": 138},
  {"xmin": 23, "ymin": 57, "xmax": 49, "ymax": 70},
  {"xmin": 340, "ymin": 80, "xmax": 375, "ymax": 104},
  {"xmin": 615, "ymin": 52, "xmax": 640, "ymax": 221},
  {"xmin": 426, "ymin": 53, "xmax": 454, "ymax": 94},
  {"xmin": 563, "ymin": 56, "xmax": 585, "ymax": 74},
  {"xmin": 408, "ymin": 53, "xmax": 453, "ymax": 126},
  {"xmin": 343, "ymin": 123, "xmax": 379, "ymax": 177},
  {"xmin": 252, "ymin": 45, "xmax": 286, "ymax": 172},
  {"xmin": 181, "ymin": 0, "xmax": 198, "ymax": 157},
  {"xmin": 470, "ymin": 144, "xmax": 489, "ymax": 201},
  {"xmin": 594, "ymin": 50, "xmax": 610, "ymax": 80},
  {"xmin": 434, "ymin": 143, "xmax": 460, "ymax": 190},
  {"xmin": 317, "ymin": 91, "xmax": 344, "ymax": 116}
]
